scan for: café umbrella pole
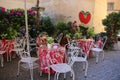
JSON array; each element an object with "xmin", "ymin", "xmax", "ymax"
[{"xmin": 24, "ymin": 0, "xmax": 30, "ymax": 56}]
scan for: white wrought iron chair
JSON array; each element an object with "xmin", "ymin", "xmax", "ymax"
[
  {"xmin": 47, "ymin": 47, "xmax": 75, "ymax": 80},
  {"xmin": 16, "ymin": 37, "xmax": 39, "ymax": 80},
  {"xmin": 14, "ymin": 37, "xmax": 23, "ymax": 48},
  {"xmin": 54, "ymin": 33, "xmax": 63, "ymax": 44},
  {"xmin": 91, "ymin": 36, "xmax": 107, "ymax": 63},
  {"xmin": 66, "ymin": 40, "xmax": 80, "ymax": 62},
  {"xmin": 69, "ymin": 40, "xmax": 94, "ymax": 77},
  {"xmin": 17, "ymin": 51, "xmax": 39, "ymax": 80},
  {"xmin": 10, "ymin": 37, "xmax": 26, "ymax": 57}
]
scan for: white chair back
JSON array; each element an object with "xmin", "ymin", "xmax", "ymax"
[
  {"xmin": 46, "ymin": 46, "xmax": 75, "ymax": 80},
  {"xmin": 65, "ymin": 42, "xmax": 80, "ymax": 64},
  {"xmin": 95, "ymin": 36, "xmax": 107, "ymax": 49},
  {"xmin": 102, "ymin": 36, "xmax": 107, "ymax": 49},
  {"xmin": 54, "ymin": 33, "xmax": 63, "ymax": 44},
  {"xmin": 17, "ymin": 38, "xmax": 28, "ymax": 58},
  {"xmin": 19, "ymin": 51, "xmax": 29, "ymax": 59}
]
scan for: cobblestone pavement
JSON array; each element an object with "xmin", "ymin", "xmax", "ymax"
[{"xmin": 0, "ymin": 46, "xmax": 120, "ymax": 80}]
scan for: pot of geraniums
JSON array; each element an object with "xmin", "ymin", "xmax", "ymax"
[{"xmin": 47, "ymin": 37, "xmax": 54, "ymax": 49}]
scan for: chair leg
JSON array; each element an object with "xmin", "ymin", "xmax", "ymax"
[
  {"xmin": 7, "ymin": 52, "xmax": 9, "ymax": 62},
  {"xmin": 16, "ymin": 51, "xmax": 19, "ymax": 56},
  {"xmin": 9, "ymin": 52, "xmax": 12, "ymax": 61},
  {"xmin": 69, "ymin": 61, "xmax": 75, "ymax": 78},
  {"xmin": 102, "ymin": 51, "xmax": 104, "ymax": 61},
  {"xmin": 56, "ymin": 73, "xmax": 60, "ymax": 80},
  {"xmin": 85, "ymin": 61, "xmax": 88, "ymax": 78},
  {"xmin": 70, "ymin": 61, "xmax": 74, "ymax": 68},
  {"xmin": 83, "ymin": 62, "xmax": 85, "ymax": 71},
  {"xmin": 96, "ymin": 53, "xmax": 99, "ymax": 64},
  {"xmin": 54, "ymin": 73, "xmax": 57, "ymax": 80},
  {"xmin": 63, "ymin": 73, "xmax": 66, "ymax": 80},
  {"xmin": 1, "ymin": 55, "xmax": 4, "ymax": 67},
  {"xmin": 39, "ymin": 70, "xmax": 42, "ymax": 76},
  {"xmin": 48, "ymin": 67, "xmax": 50, "ymax": 80},
  {"xmin": 71, "ymin": 69, "xmax": 75, "ymax": 80},
  {"xmin": 29, "ymin": 63, "xmax": 33, "ymax": 80},
  {"xmin": 17, "ymin": 61, "xmax": 21, "ymax": 76},
  {"xmin": 54, "ymin": 72, "xmax": 60, "ymax": 80}
]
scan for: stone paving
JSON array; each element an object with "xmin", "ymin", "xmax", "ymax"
[{"xmin": 0, "ymin": 43, "xmax": 120, "ymax": 80}]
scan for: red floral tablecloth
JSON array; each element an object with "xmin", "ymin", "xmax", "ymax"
[
  {"xmin": 77, "ymin": 39, "xmax": 94, "ymax": 55},
  {"xmin": 0, "ymin": 39, "xmax": 14, "ymax": 57},
  {"xmin": 38, "ymin": 46, "xmax": 65, "ymax": 73}
]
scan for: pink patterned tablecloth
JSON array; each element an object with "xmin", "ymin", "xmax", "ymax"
[
  {"xmin": 77, "ymin": 39, "xmax": 94, "ymax": 55},
  {"xmin": 38, "ymin": 46, "xmax": 65, "ymax": 73},
  {"xmin": 0, "ymin": 39, "xmax": 14, "ymax": 57}
]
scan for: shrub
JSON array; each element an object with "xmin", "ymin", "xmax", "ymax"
[
  {"xmin": 0, "ymin": 7, "xmax": 36, "ymax": 38},
  {"xmin": 102, "ymin": 11, "xmax": 120, "ymax": 49},
  {"xmin": 56, "ymin": 21, "xmax": 67, "ymax": 34},
  {"xmin": 1, "ymin": 27, "xmax": 18, "ymax": 39},
  {"xmin": 39, "ymin": 17, "xmax": 55, "ymax": 36},
  {"xmin": 79, "ymin": 24, "xmax": 88, "ymax": 36}
]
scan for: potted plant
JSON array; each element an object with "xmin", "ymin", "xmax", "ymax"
[
  {"xmin": 1, "ymin": 27, "xmax": 18, "ymax": 40},
  {"xmin": 47, "ymin": 37, "xmax": 54, "ymax": 44},
  {"xmin": 87, "ymin": 27, "xmax": 95, "ymax": 39},
  {"xmin": 74, "ymin": 32, "xmax": 82, "ymax": 39},
  {"xmin": 47, "ymin": 37, "xmax": 54, "ymax": 49}
]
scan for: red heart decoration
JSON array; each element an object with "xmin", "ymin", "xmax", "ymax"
[{"xmin": 79, "ymin": 11, "xmax": 91, "ymax": 24}]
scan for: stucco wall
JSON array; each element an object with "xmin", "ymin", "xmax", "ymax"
[
  {"xmin": 93, "ymin": 0, "xmax": 107, "ymax": 33},
  {"xmin": 41, "ymin": 0, "xmax": 95, "ymax": 26},
  {"xmin": 0, "ymin": 0, "xmax": 107, "ymax": 33},
  {"xmin": 0, "ymin": 0, "xmax": 35, "ymax": 9},
  {"xmin": 107, "ymin": 0, "xmax": 120, "ymax": 10}
]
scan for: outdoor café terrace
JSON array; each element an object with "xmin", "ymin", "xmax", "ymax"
[
  {"xmin": 1, "ymin": 1, "xmax": 120, "ymax": 80},
  {"xmin": 0, "ymin": 44, "xmax": 120, "ymax": 80}
]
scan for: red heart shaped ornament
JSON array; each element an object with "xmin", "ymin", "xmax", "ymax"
[{"xmin": 79, "ymin": 11, "xmax": 91, "ymax": 24}]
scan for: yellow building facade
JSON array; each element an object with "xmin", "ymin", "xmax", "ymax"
[
  {"xmin": 107, "ymin": 0, "xmax": 120, "ymax": 14},
  {"xmin": 0, "ymin": 0, "xmax": 108, "ymax": 33}
]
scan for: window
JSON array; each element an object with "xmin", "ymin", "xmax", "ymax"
[{"xmin": 107, "ymin": 2, "xmax": 114, "ymax": 11}]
